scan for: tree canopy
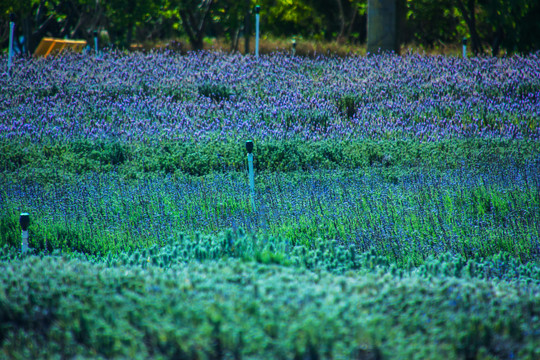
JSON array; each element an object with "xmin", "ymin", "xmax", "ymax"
[{"xmin": 1, "ymin": 0, "xmax": 539, "ymax": 55}]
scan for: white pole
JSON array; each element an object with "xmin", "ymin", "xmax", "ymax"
[
  {"xmin": 255, "ymin": 5, "xmax": 260, "ymax": 57},
  {"xmin": 8, "ymin": 14, "xmax": 15, "ymax": 74},
  {"xmin": 246, "ymin": 141, "xmax": 255, "ymax": 210},
  {"xmin": 20, "ymin": 213, "xmax": 30, "ymax": 254},
  {"xmin": 462, "ymin": 37, "xmax": 467, "ymax": 59}
]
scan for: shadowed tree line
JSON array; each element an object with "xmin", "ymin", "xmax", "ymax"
[{"xmin": 1, "ymin": 0, "xmax": 539, "ymax": 55}]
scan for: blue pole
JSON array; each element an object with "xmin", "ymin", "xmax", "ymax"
[
  {"xmin": 255, "ymin": 5, "xmax": 260, "ymax": 57},
  {"xmin": 94, "ymin": 30, "xmax": 98, "ymax": 56},
  {"xmin": 8, "ymin": 13, "xmax": 15, "ymax": 74}
]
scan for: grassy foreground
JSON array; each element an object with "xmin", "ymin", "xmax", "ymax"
[{"xmin": 1, "ymin": 237, "xmax": 539, "ymax": 359}]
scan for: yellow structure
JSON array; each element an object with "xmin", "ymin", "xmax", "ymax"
[{"xmin": 33, "ymin": 38, "xmax": 87, "ymax": 58}]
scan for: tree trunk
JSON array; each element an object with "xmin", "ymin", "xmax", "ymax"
[
  {"xmin": 335, "ymin": 0, "xmax": 345, "ymax": 42},
  {"xmin": 179, "ymin": 10, "xmax": 198, "ymax": 50},
  {"xmin": 491, "ymin": 25, "xmax": 503, "ymax": 56},
  {"xmin": 126, "ymin": 23, "xmax": 133, "ymax": 50},
  {"xmin": 346, "ymin": 5, "xmax": 357, "ymax": 41},
  {"xmin": 23, "ymin": 16, "xmax": 33, "ymax": 56},
  {"xmin": 192, "ymin": 37, "xmax": 204, "ymax": 51},
  {"xmin": 455, "ymin": 0, "xmax": 483, "ymax": 55},
  {"xmin": 232, "ymin": 27, "xmax": 240, "ymax": 53},
  {"xmin": 367, "ymin": 0, "xmax": 398, "ymax": 53},
  {"xmin": 396, "ymin": 0, "xmax": 407, "ymax": 48},
  {"xmin": 179, "ymin": 1, "xmax": 213, "ymax": 51},
  {"xmin": 244, "ymin": 1, "xmax": 251, "ymax": 54}
]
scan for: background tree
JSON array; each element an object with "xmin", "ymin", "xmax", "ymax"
[
  {"xmin": 208, "ymin": 0, "xmax": 255, "ymax": 52},
  {"xmin": 306, "ymin": 0, "xmax": 368, "ymax": 42},
  {"xmin": 405, "ymin": 0, "xmax": 463, "ymax": 50},
  {"xmin": 160, "ymin": 0, "xmax": 214, "ymax": 50},
  {"xmin": 104, "ymin": 0, "xmax": 162, "ymax": 48},
  {"xmin": 1, "ymin": 0, "xmax": 539, "ymax": 55},
  {"xmin": 479, "ymin": 0, "xmax": 540, "ymax": 55},
  {"xmin": 261, "ymin": 0, "xmax": 324, "ymax": 39},
  {"xmin": 455, "ymin": 0, "xmax": 483, "ymax": 54},
  {"xmin": 516, "ymin": 1, "xmax": 540, "ymax": 53},
  {"xmin": 2, "ymin": 0, "xmax": 107, "ymax": 54},
  {"xmin": 454, "ymin": 0, "xmax": 540, "ymax": 55},
  {"xmin": 50, "ymin": 0, "xmax": 106, "ymax": 43}
]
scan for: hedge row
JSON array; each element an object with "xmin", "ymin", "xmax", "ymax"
[{"xmin": 2, "ymin": 138, "xmax": 538, "ymax": 181}]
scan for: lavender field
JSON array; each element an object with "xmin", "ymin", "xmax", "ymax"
[
  {"xmin": 1, "ymin": 51, "xmax": 539, "ymax": 143},
  {"xmin": 1, "ymin": 51, "xmax": 540, "ymax": 359}
]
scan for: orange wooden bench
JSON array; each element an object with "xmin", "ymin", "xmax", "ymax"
[{"xmin": 34, "ymin": 37, "xmax": 87, "ymax": 57}]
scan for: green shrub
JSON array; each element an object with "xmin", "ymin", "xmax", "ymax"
[
  {"xmin": 198, "ymin": 83, "xmax": 232, "ymax": 102},
  {"xmin": 337, "ymin": 93, "xmax": 359, "ymax": 118},
  {"xmin": 2, "ymin": 138, "xmax": 539, "ymax": 180}
]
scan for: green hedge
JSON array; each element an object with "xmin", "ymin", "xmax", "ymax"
[{"xmin": 2, "ymin": 138, "xmax": 538, "ymax": 181}]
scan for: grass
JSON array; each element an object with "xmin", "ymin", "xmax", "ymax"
[{"xmin": 135, "ymin": 35, "xmax": 469, "ymax": 58}]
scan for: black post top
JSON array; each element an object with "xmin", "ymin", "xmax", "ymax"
[
  {"xmin": 255, "ymin": 5, "xmax": 260, "ymax": 14},
  {"xmin": 9, "ymin": 13, "xmax": 15, "ymax": 22},
  {"xmin": 462, "ymin": 37, "xmax": 468, "ymax": 45},
  {"xmin": 93, "ymin": 30, "xmax": 98, "ymax": 37},
  {"xmin": 246, "ymin": 140, "xmax": 254, "ymax": 154},
  {"xmin": 19, "ymin": 213, "xmax": 30, "ymax": 231}
]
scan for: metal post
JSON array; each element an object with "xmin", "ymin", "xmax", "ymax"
[
  {"xmin": 94, "ymin": 30, "xmax": 99, "ymax": 55},
  {"xmin": 8, "ymin": 13, "xmax": 15, "ymax": 74},
  {"xmin": 462, "ymin": 37, "xmax": 467, "ymax": 59},
  {"xmin": 20, "ymin": 213, "xmax": 30, "ymax": 254},
  {"xmin": 292, "ymin": 39, "xmax": 296, "ymax": 55},
  {"xmin": 255, "ymin": 5, "xmax": 260, "ymax": 57},
  {"xmin": 246, "ymin": 140, "xmax": 255, "ymax": 210}
]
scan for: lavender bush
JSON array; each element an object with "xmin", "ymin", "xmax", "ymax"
[
  {"xmin": 1, "ymin": 51, "xmax": 539, "ymax": 143},
  {"xmin": 2, "ymin": 161, "xmax": 539, "ymax": 264}
]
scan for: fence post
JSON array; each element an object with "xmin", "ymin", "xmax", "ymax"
[{"xmin": 462, "ymin": 37, "xmax": 467, "ymax": 59}]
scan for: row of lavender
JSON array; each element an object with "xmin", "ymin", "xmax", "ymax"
[
  {"xmin": 1, "ymin": 51, "xmax": 539, "ymax": 143},
  {"xmin": 2, "ymin": 162, "xmax": 539, "ymax": 264}
]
